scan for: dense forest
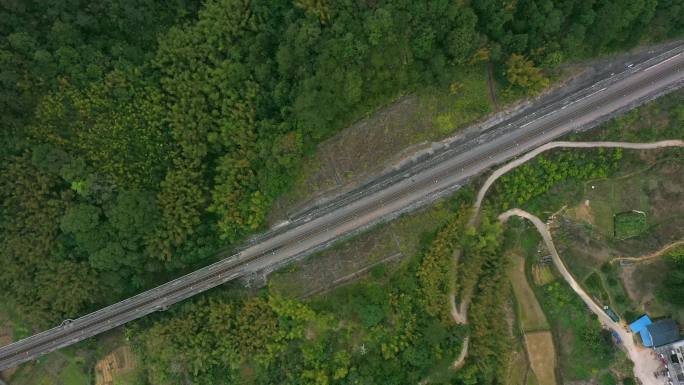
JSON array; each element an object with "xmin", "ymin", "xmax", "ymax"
[
  {"xmin": 2, "ymin": 0, "xmax": 682, "ymax": 327},
  {"xmin": 1, "ymin": 0, "xmax": 683, "ymax": 381}
]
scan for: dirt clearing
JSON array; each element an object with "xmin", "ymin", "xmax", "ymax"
[
  {"xmin": 509, "ymin": 254, "xmax": 550, "ymax": 332},
  {"xmin": 269, "ymin": 67, "xmax": 491, "ymax": 224},
  {"xmin": 95, "ymin": 345, "xmax": 137, "ymax": 385},
  {"xmin": 524, "ymin": 331, "xmax": 558, "ymax": 385}
]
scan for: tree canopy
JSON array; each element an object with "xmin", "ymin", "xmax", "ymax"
[{"xmin": 0, "ymin": 0, "xmax": 681, "ymax": 331}]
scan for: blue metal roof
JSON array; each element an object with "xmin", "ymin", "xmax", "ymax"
[
  {"xmin": 640, "ymin": 329, "xmax": 654, "ymax": 347},
  {"xmin": 629, "ymin": 315, "xmax": 652, "ymax": 333}
]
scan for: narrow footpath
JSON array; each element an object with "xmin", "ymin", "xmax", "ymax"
[{"xmin": 612, "ymin": 239, "xmax": 684, "ymax": 264}]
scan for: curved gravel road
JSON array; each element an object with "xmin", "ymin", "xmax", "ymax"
[
  {"xmin": 475, "ymin": 140, "xmax": 684, "ymax": 211},
  {"xmin": 447, "ymin": 140, "xmax": 682, "ymax": 378},
  {"xmin": 499, "ymin": 208, "xmax": 663, "ymax": 385}
]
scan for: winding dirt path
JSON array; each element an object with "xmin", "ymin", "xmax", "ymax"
[
  {"xmin": 474, "ymin": 140, "xmax": 684, "ymax": 211},
  {"xmin": 452, "ymin": 337, "xmax": 469, "ymax": 370},
  {"xmin": 612, "ymin": 239, "xmax": 684, "ymax": 264},
  {"xmin": 498, "ymin": 209, "xmax": 662, "ymax": 385},
  {"xmin": 446, "ymin": 140, "xmax": 683, "ymax": 376}
]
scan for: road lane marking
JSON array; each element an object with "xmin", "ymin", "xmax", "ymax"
[{"xmin": 643, "ymin": 52, "xmax": 682, "ymax": 72}]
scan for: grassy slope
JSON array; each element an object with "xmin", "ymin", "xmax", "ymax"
[
  {"xmin": 269, "ymin": 64, "xmax": 495, "ymax": 223},
  {"xmin": 269, "ymin": 198, "xmax": 458, "ymax": 298}
]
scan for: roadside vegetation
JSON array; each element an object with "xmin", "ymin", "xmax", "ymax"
[
  {"xmin": 268, "ymin": 195, "xmax": 464, "ymax": 298},
  {"xmin": 488, "ymin": 147, "xmax": 624, "ymax": 213},
  {"xmin": 128, "ymin": 201, "xmax": 471, "ymax": 385},
  {"xmin": 270, "ymin": 67, "xmax": 494, "ymax": 219}
]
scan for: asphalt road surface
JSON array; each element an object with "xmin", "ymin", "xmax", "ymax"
[{"xmin": 1, "ymin": 46, "xmax": 684, "ymax": 371}]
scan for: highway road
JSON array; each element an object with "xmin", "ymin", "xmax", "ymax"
[{"xmin": 1, "ymin": 45, "xmax": 684, "ymax": 371}]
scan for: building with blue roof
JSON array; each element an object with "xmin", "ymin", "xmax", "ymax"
[
  {"xmin": 629, "ymin": 314, "xmax": 653, "ymax": 347},
  {"xmin": 629, "ymin": 315, "xmax": 682, "ymax": 348}
]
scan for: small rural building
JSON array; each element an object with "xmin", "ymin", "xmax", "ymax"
[
  {"xmin": 630, "ymin": 315, "xmax": 684, "ymax": 383},
  {"xmin": 655, "ymin": 339, "xmax": 684, "ymax": 385},
  {"xmin": 648, "ymin": 319, "xmax": 681, "ymax": 347},
  {"xmin": 629, "ymin": 315, "xmax": 654, "ymax": 346},
  {"xmin": 629, "ymin": 315, "xmax": 681, "ymax": 348}
]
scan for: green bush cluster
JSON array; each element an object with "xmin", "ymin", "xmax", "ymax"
[
  {"xmin": 613, "ymin": 211, "xmax": 648, "ymax": 240},
  {"xmin": 540, "ymin": 281, "xmax": 615, "ymax": 380},
  {"xmin": 453, "ymin": 216, "xmax": 510, "ymax": 385},
  {"xmin": 491, "ymin": 148, "xmax": 623, "ymax": 211},
  {"xmin": 659, "ymin": 247, "xmax": 684, "ymax": 306}
]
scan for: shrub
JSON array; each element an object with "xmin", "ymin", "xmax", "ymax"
[
  {"xmin": 614, "ymin": 211, "xmax": 648, "ymax": 240},
  {"xmin": 600, "ymin": 372, "xmax": 617, "ymax": 385}
]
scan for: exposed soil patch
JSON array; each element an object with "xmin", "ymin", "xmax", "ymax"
[
  {"xmin": 568, "ymin": 200, "xmax": 595, "ymax": 226},
  {"xmin": 95, "ymin": 345, "xmax": 137, "ymax": 385}
]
